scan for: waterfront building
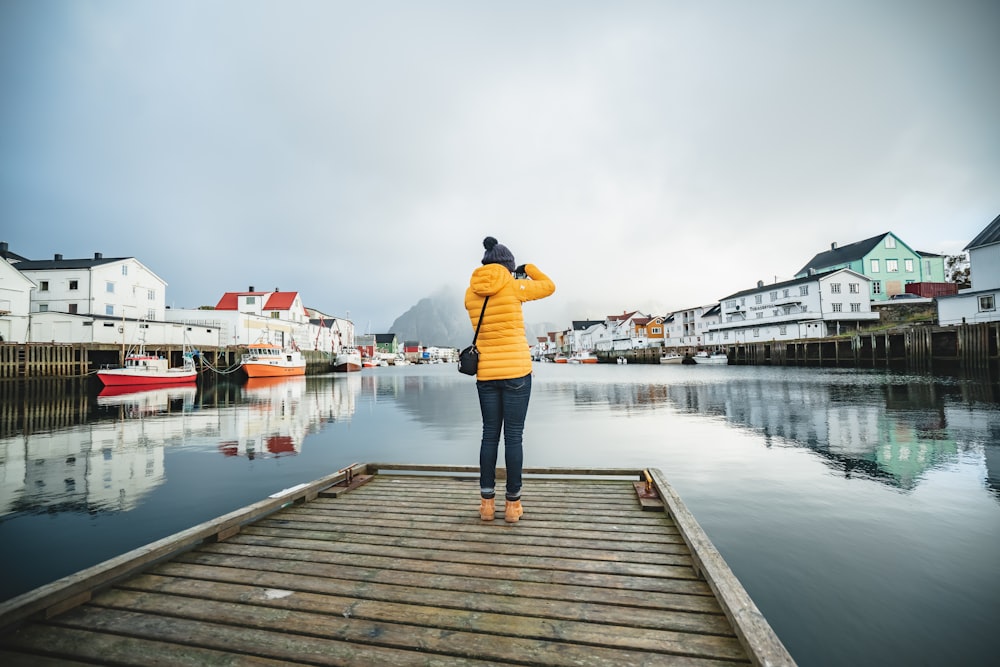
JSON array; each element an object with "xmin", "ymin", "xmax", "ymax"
[
  {"xmin": 8, "ymin": 248, "xmax": 169, "ymax": 321},
  {"xmin": 662, "ymin": 304, "xmax": 721, "ymax": 353},
  {"xmin": 795, "ymin": 232, "xmax": 946, "ymax": 302},
  {"xmin": 0, "ymin": 252, "xmax": 33, "ymax": 342},
  {"xmin": 567, "ymin": 320, "xmax": 603, "ymax": 354},
  {"xmin": 709, "ymin": 268, "xmax": 879, "ymax": 345},
  {"xmin": 937, "ymin": 212, "xmax": 1000, "ymax": 326}
]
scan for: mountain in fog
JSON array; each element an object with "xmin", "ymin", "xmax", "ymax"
[{"xmin": 389, "ymin": 286, "xmax": 558, "ymax": 349}]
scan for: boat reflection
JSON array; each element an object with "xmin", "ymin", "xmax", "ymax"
[{"xmin": 0, "ymin": 375, "xmax": 363, "ymax": 517}]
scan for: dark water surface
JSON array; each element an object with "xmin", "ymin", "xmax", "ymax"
[{"xmin": 1, "ymin": 363, "xmax": 998, "ymax": 666}]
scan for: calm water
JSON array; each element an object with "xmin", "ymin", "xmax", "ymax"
[{"xmin": 1, "ymin": 363, "xmax": 999, "ymax": 666}]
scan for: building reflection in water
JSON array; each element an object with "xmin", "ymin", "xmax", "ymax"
[
  {"xmin": 554, "ymin": 374, "xmax": 999, "ymax": 493},
  {"xmin": 0, "ymin": 374, "xmax": 362, "ymax": 518}
]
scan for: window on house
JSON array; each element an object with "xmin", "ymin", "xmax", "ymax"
[
  {"xmin": 271, "ymin": 312, "xmax": 280, "ymax": 319},
  {"xmin": 850, "ymin": 303, "xmax": 861, "ymax": 312},
  {"xmin": 872, "ymin": 281, "xmax": 882, "ymax": 294},
  {"xmin": 849, "ymin": 283, "xmax": 859, "ymax": 294},
  {"xmin": 770, "ymin": 291, "xmax": 777, "ymax": 301},
  {"xmin": 148, "ymin": 289, "xmax": 155, "ymax": 300},
  {"xmin": 755, "ymin": 294, "xmax": 762, "ymax": 304},
  {"xmin": 105, "ymin": 305, "xmax": 114, "ymax": 315},
  {"xmin": 832, "ymin": 303, "xmax": 842, "ymax": 312},
  {"xmin": 779, "ymin": 325, "xmax": 787, "ymax": 335},
  {"xmin": 800, "ymin": 285, "xmax": 809, "ymax": 296},
  {"xmin": 740, "ymin": 297, "xmax": 746, "ymax": 306},
  {"xmin": 121, "ymin": 265, "xmax": 128, "ymax": 276},
  {"xmin": 246, "ymin": 296, "xmax": 256, "ymax": 304},
  {"xmin": 39, "ymin": 303, "xmax": 48, "ymax": 312},
  {"xmin": 783, "ymin": 289, "xmax": 790, "ymax": 298},
  {"xmin": 756, "ymin": 312, "xmax": 763, "ymax": 319},
  {"xmin": 753, "ymin": 328, "xmax": 760, "ymax": 337},
  {"xmin": 725, "ymin": 300, "xmax": 736, "ymax": 309},
  {"xmin": 40, "ymin": 281, "xmax": 49, "ymax": 291},
  {"xmin": 870, "ymin": 259, "xmax": 880, "ymax": 273},
  {"xmin": 885, "ymin": 236, "xmax": 896, "ymax": 248},
  {"xmin": 69, "ymin": 280, "xmax": 78, "ymax": 290},
  {"xmin": 724, "ymin": 331, "xmax": 729, "ymax": 340},
  {"xmin": 980, "ymin": 295, "xmax": 996, "ymax": 312},
  {"xmin": 886, "ymin": 259, "xmax": 898, "ymax": 272},
  {"xmin": 651, "ymin": 327, "xmax": 661, "ymax": 334},
  {"xmin": 147, "ymin": 309, "xmax": 156, "ymax": 320},
  {"xmin": 68, "ymin": 304, "xmax": 78, "ymax": 314},
  {"xmin": 831, "ymin": 283, "xmax": 841, "ymax": 293},
  {"xmin": 904, "ymin": 259, "xmax": 914, "ymax": 272},
  {"xmin": 106, "ymin": 282, "xmax": 114, "ymax": 293}
]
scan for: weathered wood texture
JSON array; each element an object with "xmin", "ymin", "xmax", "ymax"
[{"xmin": 0, "ymin": 465, "xmax": 795, "ymax": 666}]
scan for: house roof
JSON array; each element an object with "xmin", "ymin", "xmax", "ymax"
[
  {"xmin": 796, "ymin": 233, "xmax": 891, "ymax": 275},
  {"xmin": 12, "ymin": 254, "xmax": 129, "ymax": 270},
  {"xmin": 0, "ymin": 242, "xmax": 29, "ymax": 263},
  {"xmin": 701, "ymin": 304, "xmax": 721, "ymax": 317},
  {"xmin": 965, "ymin": 212, "xmax": 1000, "ymax": 251},
  {"xmin": 215, "ymin": 291, "xmax": 307, "ymax": 315},
  {"xmin": 633, "ymin": 317, "xmax": 652, "ymax": 326},
  {"xmin": 571, "ymin": 320, "xmax": 604, "ymax": 331},
  {"xmin": 607, "ymin": 311, "xmax": 638, "ymax": 322},
  {"xmin": 720, "ymin": 268, "xmax": 859, "ymax": 300},
  {"xmin": 374, "ymin": 333, "xmax": 396, "ymax": 343}
]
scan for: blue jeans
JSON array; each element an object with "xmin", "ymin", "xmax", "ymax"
[{"xmin": 477, "ymin": 373, "xmax": 532, "ymax": 500}]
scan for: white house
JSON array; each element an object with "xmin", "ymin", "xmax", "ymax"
[
  {"xmin": 663, "ymin": 304, "xmax": 721, "ymax": 352},
  {"xmin": 709, "ymin": 269, "xmax": 879, "ymax": 344},
  {"xmin": 10, "ymin": 250, "xmax": 168, "ymax": 321},
  {"xmin": 0, "ymin": 252, "xmax": 34, "ymax": 342},
  {"xmin": 937, "ymin": 213, "xmax": 1000, "ymax": 326},
  {"xmin": 28, "ymin": 311, "xmax": 221, "ymax": 349}
]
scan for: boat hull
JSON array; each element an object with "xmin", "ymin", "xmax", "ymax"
[
  {"xmin": 96, "ymin": 370, "xmax": 197, "ymax": 387},
  {"xmin": 659, "ymin": 355, "xmax": 682, "ymax": 364},
  {"xmin": 693, "ymin": 355, "xmax": 728, "ymax": 365},
  {"xmin": 242, "ymin": 363, "xmax": 306, "ymax": 378},
  {"xmin": 333, "ymin": 362, "xmax": 362, "ymax": 372}
]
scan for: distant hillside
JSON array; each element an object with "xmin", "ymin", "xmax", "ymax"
[{"xmin": 389, "ymin": 287, "xmax": 558, "ymax": 349}]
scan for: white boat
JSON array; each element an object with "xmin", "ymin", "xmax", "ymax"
[
  {"xmin": 659, "ymin": 353, "xmax": 683, "ymax": 364},
  {"xmin": 568, "ymin": 351, "xmax": 598, "ymax": 364},
  {"xmin": 693, "ymin": 351, "xmax": 728, "ymax": 365},
  {"xmin": 333, "ymin": 347, "xmax": 362, "ymax": 372},
  {"xmin": 241, "ymin": 339, "xmax": 306, "ymax": 378},
  {"xmin": 97, "ymin": 345, "xmax": 198, "ymax": 387}
]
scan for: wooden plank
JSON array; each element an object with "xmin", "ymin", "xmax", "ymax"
[
  {"xmin": 0, "ymin": 648, "xmax": 100, "ymax": 667},
  {"xmin": 0, "ymin": 463, "xmax": 369, "ymax": 631},
  {"xmin": 367, "ymin": 463, "xmax": 644, "ymax": 478},
  {"xmin": 0, "ymin": 465, "xmax": 787, "ymax": 666},
  {"xmin": 172, "ymin": 550, "xmax": 715, "ymax": 605},
  {"xmin": 87, "ymin": 588, "xmax": 749, "ymax": 665},
  {"xmin": 242, "ymin": 523, "xmax": 692, "ymax": 562},
  {"xmin": 0, "ymin": 624, "xmax": 293, "ymax": 666},
  {"xmin": 649, "ymin": 468, "xmax": 795, "ymax": 667}
]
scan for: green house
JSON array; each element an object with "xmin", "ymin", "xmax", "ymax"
[{"xmin": 795, "ymin": 232, "xmax": 946, "ymax": 301}]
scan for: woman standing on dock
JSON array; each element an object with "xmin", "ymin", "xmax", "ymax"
[{"xmin": 465, "ymin": 236, "xmax": 556, "ymax": 523}]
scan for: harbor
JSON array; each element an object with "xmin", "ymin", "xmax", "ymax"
[
  {"xmin": 0, "ymin": 364, "xmax": 997, "ymax": 665},
  {"xmin": 0, "ymin": 463, "xmax": 793, "ymax": 666}
]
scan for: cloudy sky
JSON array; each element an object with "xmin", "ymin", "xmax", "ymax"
[{"xmin": 2, "ymin": 0, "xmax": 998, "ymax": 331}]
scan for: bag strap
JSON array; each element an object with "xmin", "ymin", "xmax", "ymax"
[{"xmin": 472, "ymin": 296, "xmax": 489, "ymax": 345}]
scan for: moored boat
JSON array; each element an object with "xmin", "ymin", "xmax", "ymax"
[
  {"xmin": 241, "ymin": 341, "xmax": 306, "ymax": 378},
  {"xmin": 333, "ymin": 347, "xmax": 362, "ymax": 372},
  {"xmin": 568, "ymin": 351, "xmax": 598, "ymax": 364},
  {"xmin": 692, "ymin": 351, "xmax": 728, "ymax": 365},
  {"xmin": 659, "ymin": 353, "xmax": 683, "ymax": 364},
  {"xmin": 96, "ymin": 347, "xmax": 197, "ymax": 387},
  {"xmin": 553, "ymin": 354, "xmax": 568, "ymax": 364}
]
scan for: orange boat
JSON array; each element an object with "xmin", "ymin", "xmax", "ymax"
[{"xmin": 241, "ymin": 341, "xmax": 306, "ymax": 378}]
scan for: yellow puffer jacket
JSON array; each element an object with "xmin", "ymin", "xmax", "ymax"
[{"xmin": 464, "ymin": 263, "xmax": 555, "ymax": 381}]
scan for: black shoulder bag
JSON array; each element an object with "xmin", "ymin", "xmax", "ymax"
[{"xmin": 458, "ymin": 297, "xmax": 489, "ymax": 376}]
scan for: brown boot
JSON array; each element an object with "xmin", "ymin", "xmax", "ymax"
[
  {"xmin": 504, "ymin": 499, "xmax": 523, "ymax": 523},
  {"xmin": 479, "ymin": 497, "xmax": 495, "ymax": 521}
]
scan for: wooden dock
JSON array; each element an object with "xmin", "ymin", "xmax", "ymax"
[{"xmin": 0, "ymin": 464, "xmax": 795, "ymax": 666}]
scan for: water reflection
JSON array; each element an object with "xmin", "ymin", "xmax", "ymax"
[
  {"xmin": 542, "ymin": 370, "xmax": 1000, "ymax": 495},
  {"xmin": 0, "ymin": 374, "xmax": 362, "ymax": 518}
]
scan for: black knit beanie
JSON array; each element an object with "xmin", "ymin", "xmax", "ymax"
[{"xmin": 481, "ymin": 236, "xmax": 516, "ymax": 272}]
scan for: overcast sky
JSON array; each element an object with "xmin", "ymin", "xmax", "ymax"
[{"xmin": 2, "ymin": 0, "xmax": 998, "ymax": 331}]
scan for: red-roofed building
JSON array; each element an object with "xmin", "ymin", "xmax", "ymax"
[{"xmin": 214, "ymin": 288, "xmax": 309, "ymax": 324}]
